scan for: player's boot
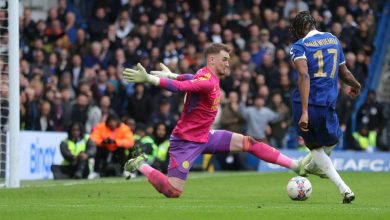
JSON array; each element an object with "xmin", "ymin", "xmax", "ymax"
[
  {"xmin": 304, "ymin": 162, "xmax": 328, "ymax": 179},
  {"xmin": 296, "ymin": 160, "xmax": 308, "ymax": 177},
  {"xmin": 342, "ymin": 190, "xmax": 355, "ymax": 204},
  {"xmin": 124, "ymin": 153, "xmax": 147, "ymax": 173}
]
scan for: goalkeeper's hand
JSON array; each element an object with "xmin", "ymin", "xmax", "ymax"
[
  {"xmin": 150, "ymin": 63, "xmax": 178, "ymax": 79},
  {"xmin": 123, "ymin": 63, "xmax": 160, "ymax": 86}
]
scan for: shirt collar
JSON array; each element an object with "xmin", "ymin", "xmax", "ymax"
[{"xmin": 302, "ymin": 29, "xmax": 324, "ymax": 41}]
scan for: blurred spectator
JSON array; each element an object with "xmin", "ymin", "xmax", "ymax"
[
  {"xmin": 240, "ymin": 96, "xmax": 280, "ymax": 140},
  {"xmin": 60, "ymin": 88, "xmax": 73, "ymax": 125},
  {"xmin": 91, "ymin": 69, "xmax": 108, "ymax": 102},
  {"xmin": 24, "ymin": 87, "xmax": 39, "ymax": 130},
  {"xmin": 356, "ymin": 90, "xmax": 386, "ymax": 150},
  {"xmin": 52, "ymin": 91, "xmax": 65, "ymax": 131},
  {"xmin": 350, "ymin": 21, "xmax": 374, "ymax": 55},
  {"xmin": 34, "ymin": 100, "xmax": 54, "ymax": 131},
  {"xmin": 356, "ymin": 91, "xmax": 385, "ymax": 132},
  {"xmin": 70, "ymin": 54, "xmax": 84, "ymax": 89},
  {"xmin": 271, "ymin": 18, "xmax": 289, "ymax": 48},
  {"xmin": 126, "ymin": 83, "xmax": 152, "ymax": 124},
  {"xmin": 148, "ymin": 99, "xmax": 177, "ymax": 133},
  {"xmin": 65, "ymin": 12, "xmax": 78, "ymax": 44},
  {"xmin": 83, "ymin": 41, "xmax": 107, "ymax": 69},
  {"xmin": 53, "ymin": 122, "xmax": 96, "ymax": 179},
  {"xmin": 85, "ymin": 91, "xmax": 102, "ymax": 133},
  {"xmin": 71, "ymin": 29, "xmax": 90, "ymax": 57},
  {"xmin": 352, "ymin": 125, "xmax": 376, "ymax": 152},
  {"xmin": 345, "ymin": 52, "xmax": 367, "ymax": 88},
  {"xmin": 249, "ymin": 39, "xmax": 266, "ymax": 67},
  {"xmin": 115, "ymin": 11, "xmax": 133, "ymax": 40},
  {"xmin": 88, "ymin": 7, "xmax": 109, "ymax": 41},
  {"xmin": 256, "ymin": 54, "xmax": 279, "ymax": 89},
  {"xmin": 220, "ymin": 91, "xmax": 244, "ymax": 133},
  {"xmin": 70, "ymin": 94, "xmax": 89, "ymax": 125},
  {"xmin": 91, "ymin": 114, "xmax": 134, "ymax": 177},
  {"xmin": 268, "ymin": 92, "xmax": 290, "ymax": 148},
  {"xmin": 341, "ymin": 14, "xmax": 358, "ymax": 49},
  {"xmin": 152, "ymin": 123, "xmax": 170, "ymax": 173},
  {"xmin": 99, "ymin": 95, "xmax": 116, "ymax": 123},
  {"xmin": 58, "ymin": 49, "xmax": 70, "ymax": 73},
  {"xmin": 259, "ymin": 29, "xmax": 276, "ymax": 59},
  {"xmin": 22, "ymin": 9, "xmax": 36, "ymax": 41},
  {"xmin": 283, "ymin": 0, "xmax": 309, "ymax": 19}
]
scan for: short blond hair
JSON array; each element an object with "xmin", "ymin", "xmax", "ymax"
[{"xmin": 204, "ymin": 43, "xmax": 231, "ymax": 57}]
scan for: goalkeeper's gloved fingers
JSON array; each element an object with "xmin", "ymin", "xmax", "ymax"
[
  {"xmin": 136, "ymin": 63, "xmax": 160, "ymax": 86},
  {"xmin": 150, "ymin": 70, "xmax": 162, "ymax": 77},
  {"xmin": 137, "ymin": 63, "xmax": 148, "ymax": 74},
  {"xmin": 160, "ymin": 63, "xmax": 172, "ymax": 73},
  {"xmin": 157, "ymin": 62, "xmax": 178, "ymax": 79}
]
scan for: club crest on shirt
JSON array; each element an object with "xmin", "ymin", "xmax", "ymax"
[{"xmin": 182, "ymin": 161, "xmax": 190, "ymax": 169}]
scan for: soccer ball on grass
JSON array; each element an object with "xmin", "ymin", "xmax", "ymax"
[{"xmin": 286, "ymin": 176, "xmax": 312, "ymax": 201}]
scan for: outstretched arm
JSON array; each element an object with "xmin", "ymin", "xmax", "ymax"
[
  {"xmin": 123, "ymin": 63, "xmax": 212, "ymax": 93},
  {"xmin": 293, "ymin": 58, "xmax": 310, "ymax": 132},
  {"xmin": 338, "ymin": 64, "xmax": 361, "ymax": 98},
  {"xmin": 150, "ymin": 63, "xmax": 194, "ymax": 81},
  {"xmin": 176, "ymin": 74, "xmax": 195, "ymax": 81},
  {"xmin": 158, "ymin": 77, "xmax": 213, "ymax": 93}
]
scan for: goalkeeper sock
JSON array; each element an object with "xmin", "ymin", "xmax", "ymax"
[
  {"xmin": 243, "ymin": 136, "xmax": 296, "ymax": 170},
  {"xmin": 311, "ymin": 147, "xmax": 350, "ymax": 194},
  {"xmin": 139, "ymin": 163, "xmax": 154, "ymax": 178},
  {"xmin": 139, "ymin": 163, "xmax": 181, "ymax": 198}
]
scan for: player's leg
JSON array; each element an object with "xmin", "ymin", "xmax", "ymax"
[
  {"xmin": 310, "ymin": 146, "xmax": 354, "ymax": 203},
  {"xmin": 292, "ymin": 102, "xmax": 328, "ymax": 177},
  {"xmin": 203, "ymin": 130, "xmax": 300, "ymax": 172},
  {"xmin": 125, "ymin": 138, "xmax": 205, "ymax": 198},
  {"xmin": 296, "ymin": 105, "xmax": 354, "ymax": 203},
  {"xmin": 125, "ymin": 154, "xmax": 182, "ymax": 198},
  {"xmin": 302, "ymin": 145, "xmax": 334, "ymax": 178}
]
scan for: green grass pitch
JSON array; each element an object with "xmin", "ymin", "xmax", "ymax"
[{"xmin": 0, "ymin": 172, "xmax": 389, "ymax": 220}]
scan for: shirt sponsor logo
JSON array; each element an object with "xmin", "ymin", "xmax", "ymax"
[{"xmin": 211, "ymin": 97, "xmax": 220, "ymax": 110}]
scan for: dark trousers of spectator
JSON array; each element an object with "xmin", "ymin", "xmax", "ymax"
[
  {"xmin": 94, "ymin": 147, "xmax": 126, "ymax": 177},
  {"xmin": 51, "ymin": 158, "xmax": 89, "ymax": 179}
]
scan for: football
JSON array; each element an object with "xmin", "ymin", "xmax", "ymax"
[{"xmin": 286, "ymin": 176, "xmax": 312, "ymax": 201}]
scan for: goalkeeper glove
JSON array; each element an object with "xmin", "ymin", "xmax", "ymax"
[
  {"xmin": 150, "ymin": 63, "xmax": 178, "ymax": 79},
  {"xmin": 123, "ymin": 63, "xmax": 160, "ymax": 86}
]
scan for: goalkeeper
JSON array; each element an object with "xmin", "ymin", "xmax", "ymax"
[{"xmin": 123, "ymin": 43, "xmax": 305, "ymax": 198}]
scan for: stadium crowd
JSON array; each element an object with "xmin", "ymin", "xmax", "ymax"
[{"xmin": 7, "ymin": 0, "xmax": 388, "ymax": 175}]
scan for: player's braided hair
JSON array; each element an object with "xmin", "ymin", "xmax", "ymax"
[{"xmin": 289, "ymin": 11, "xmax": 316, "ymax": 41}]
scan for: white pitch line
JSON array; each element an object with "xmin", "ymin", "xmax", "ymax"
[{"xmin": 17, "ymin": 172, "xmax": 265, "ymax": 189}]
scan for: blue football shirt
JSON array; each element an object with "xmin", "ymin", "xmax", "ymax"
[{"xmin": 290, "ymin": 30, "xmax": 345, "ymax": 109}]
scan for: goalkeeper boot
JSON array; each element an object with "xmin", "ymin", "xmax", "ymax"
[
  {"xmin": 128, "ymin": 143, "xmax": 143, "ymax": 159},
  {"xmin": 296, "ymin": 159, "xmax": 308, "ymax": 177},
  {"xmin": 342, "ymin": 190, "xmax": 355, "ymax": 204},
  {"xmin": 124, "ymin": 153, "xmax": 147, "ymax": 173}
]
